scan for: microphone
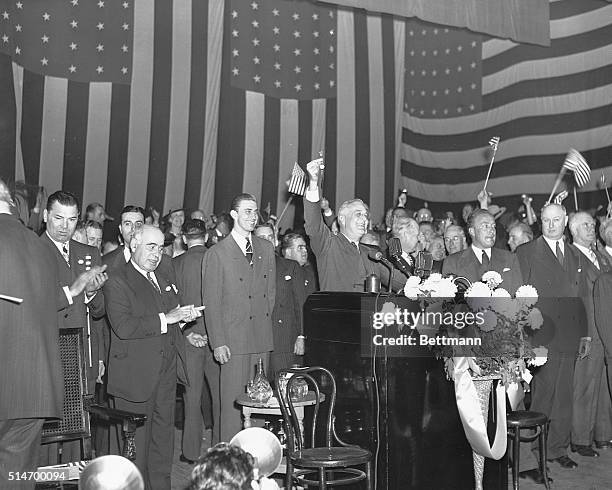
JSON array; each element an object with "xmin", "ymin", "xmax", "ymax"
[
  {"xmin": 387, "ymin": 238, "xmax": 413, "ymax": 278},
  {"xmin": 414, "ymin": 251, "xmax": 434, "ymax": 278},
  {"xmin": 368, "ymin": 250, "xmax": 394, "ymax": 270}
]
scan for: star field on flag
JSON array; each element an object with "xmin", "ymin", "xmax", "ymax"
[
  {"xmin": 230, "ymin": 0, "xmax": 336, "ymax": 100},
  {"xmin": 0, "ymin": 0, "xmax": 134, "ymax": 83}
]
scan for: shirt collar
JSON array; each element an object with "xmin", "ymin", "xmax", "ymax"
[
  {"xmin": 573, "ymin": 243, "xmax": 592, "ymax": 257},
  {"xmin": 130, "ymin": 259, "xmax": 156, "ymax": 281},
  {"xmin": 231, "ymin": 229, "xmax": 252, "ymax": 254},
  {"xmin": 543, "ymin": 235, "xmax": 564, "ymax": 254},
  {"xmin": 471, "ymin": 244, "xmax": 490, "ymax": 261},
  {"xmin": 46, "ymin": 231, "xmax": 69, "ymax": 254},
  {"xmin": 606, "ymin": 245, "xmax": 612, "ymax": 257}
]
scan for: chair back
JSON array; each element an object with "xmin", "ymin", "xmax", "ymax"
[
  {"xmin": 275, "ymin": 366, "xmax": 337, "ymax": 453},
  {"xmin": 41, "ymin": 328, "xmax": 91, "ymax": 453}
]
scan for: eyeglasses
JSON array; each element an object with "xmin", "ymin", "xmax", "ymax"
[
  {"xmin": 444, "ymin": 236, "xmax": 462, "ymax": 243},
  {"xmin": 476, "ymin": 223, "xmax": 496, "ymax": 231}
]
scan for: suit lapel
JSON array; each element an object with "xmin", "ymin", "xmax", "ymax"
[
  {"xmin": 126, "ymin": 263, "xmax": 164, "ymax": 310},
  {"xmin": 535, "ymin": 237, "xmax": 563, "ymax": 274},
  {"xmin": 459, "ymin": 248, "xmax": 481, "ymax": 282}
]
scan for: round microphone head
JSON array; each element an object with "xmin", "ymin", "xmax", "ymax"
[
  {"xmin": 368, "ymin": 249, "xmax": 383, "ymax": 261},
  {"xmin": 230, "ymin": 428, "xmax": 282, "ymax": 477}
]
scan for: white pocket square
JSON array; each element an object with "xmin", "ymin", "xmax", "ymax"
[
  {"xmin": 502, "ymin": 267, "xmax": 511, "ymax": 272},
  {"xmin": 284, "ymin": 275, "xmax": 292, "ymax": 281}
]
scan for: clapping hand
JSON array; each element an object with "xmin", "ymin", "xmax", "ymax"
[{"xmin": 85, "ymin": 265, "xmax": 108, "ymax": 295}]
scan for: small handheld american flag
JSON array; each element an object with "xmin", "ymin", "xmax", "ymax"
[
  {"xmin": 488, "ymin": 137, "xmax": 500, "ymax": 151},
  {"xmin": 562, "ymin": 148, "xmax": 591, "ymax": 188},
  {"xmin": 287, "ymin": 162, "xmax": 307, "ymax": 196},
  {"xmin": 553, "ymin": 190, "xmax": 568, "ymax": 205}
]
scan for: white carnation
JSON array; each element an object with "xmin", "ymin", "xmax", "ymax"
[
  {"xmin": 527, "ymin": 307, "xmax": 544, "ymax": 330},
  {"xmin": 491, "ymin": 288, "xmax": 511, "ymax": 298},
  {"xmin": 515, "ymin": 285, "xmax": 538, "ymax": 306},
  {"xmin": 482, "ymin": 271, "xmax": 503, "ymax": 289}
]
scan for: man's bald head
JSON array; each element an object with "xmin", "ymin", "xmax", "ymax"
[
  {"xmin": 131, "ymin": 225, "xmax": 165, "ymax": 272},
  {"xmin": 541, "ymin": 203, "xmax": 567, "ymax": 241}
]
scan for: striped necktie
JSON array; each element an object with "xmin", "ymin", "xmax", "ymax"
[
  {"xmin": 61, "ymin": 244, "xmax": 70, "ymax": 266},
  {"xmin": 555, "ymin": 241, "xmax": 564, "ymax": 267},
  {"xmin": 245, "ymin": 237, "xmax": 253, "ymax": 265},
  {"xmin": 146, "ymin": 272, "xmax": 161, "ymax": 294}
]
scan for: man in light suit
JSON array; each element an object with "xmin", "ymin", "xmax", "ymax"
[
  {"xmin": 173, "ymin": 219, "xmax": 213, "ymax": 463},
  {"xmin": 0, "ymin": 180, "xmax": 66, "ymax": 489},
  {"xmin": 202, "ymin": 193, "xmax": 276, "ymax": 444},
  {"xmin": 105, "ymin": 225, "xmax": 200, "ymax": 489},
  {"xmin": 517, "ymin": 203, "xmax": 589, "ymax": 471},
  {"xmin": 443, "ymin": 209, "xmax": 523, "ymax": 294}
]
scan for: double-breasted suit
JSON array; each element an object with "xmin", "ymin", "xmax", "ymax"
[
  {"xmin": 516, "ymin": 237, "xmax": 587, "ymax": 460},
  {"xmin": 104, "ymin": 259, "xmax": 187, "ymax": 489},
  {"xmin": 442, "ymin": 246, "xmax": 524, "ymax": 295},
  {"xmin": 202, "ymin": 233, "xmax": 275, "ymax": 443}
]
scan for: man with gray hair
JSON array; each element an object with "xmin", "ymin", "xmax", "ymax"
[
  {"xmin": 304, "ymin": 160, "xmax": 403, "ymax": 291},
  {"xmin": 105, "ymin": 224, "xmax": 201, "ymax": 488},
  {"xmin": 569, "ymin": 212, "xmax": 612, "ymax": 457},
  {"xmin": 507, "ymin": 222, "xmax": 534, "ymax": 253}
]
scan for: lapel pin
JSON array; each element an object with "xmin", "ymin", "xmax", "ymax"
[
  {"xmin": 85, "ymin": 255, "xmax": 91, "ymax": 260},
  {"xmin": 77, "ymin": 259, "xmax": 84, "ymax": 265},
  {"xmin": 165, "ymin": 285, "xmax": 172, "ymax": 292}
]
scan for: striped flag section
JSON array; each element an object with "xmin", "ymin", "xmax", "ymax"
[
  {"xmin": 5, "ymin": 0, "xmax": 224, "ymax": 224},
  {"xmin": 215, "ymin": 5, "xmax": 404, "ymax": 226},
  {"xmin": 488, "ymin": 137, "xmax": 500, "ymax": 151},
  {"xmin": 563, "ymin": 148, "xmax": 591, "ymax": 187},
  {"xmin": 400, "ymin": 0, "xmax": 612, "ymax": 207},
  {"xmin": 287, "ymin": 162, "xmax": 307, "ymax": 197}
]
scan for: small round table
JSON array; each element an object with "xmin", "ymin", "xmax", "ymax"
[{"xmin": 236, "ymin": 391, "xmax": 324, "ymax": 440}]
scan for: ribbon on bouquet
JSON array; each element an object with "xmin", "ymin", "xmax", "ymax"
[{"xmin": 452, "ymin": 357, "xmax": 507, "ymax": 460}]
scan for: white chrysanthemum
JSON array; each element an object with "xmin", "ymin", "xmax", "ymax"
[
  {"xmin": 515, "ymin": 285, "xmax": 538, "ymax": 306},
  {"xmin": 404, "ymin": 287, "xmax": 422, "ymax": 300},
  {"xmin": 491, "ymin": 288, "xmax": 511, "ymax": 298},
  {"xmin": 528, "ymin": 346, "xmax": 548, "ymax": 367},
  {"xmin": 482, "ymin": 271, "xmax": 503, "ymax": 289},
  {"xmin": 465, "ymin": 281, "xmax": 491, "ymax": 298},
  {"xmin": 478, "ymin": 310, "xmax": 498, "ymax": 332},
  {"xmin": 406, "ymin": 276, "xmax": 422, "ymax": 288},
  {"xmin": 430, "ymin": 277, "xmax": 458, "ymax": 298},
  {"xmin": 427, "ymin": 272, "xmax": 443, "ymax": 283},
  {"xmin": 527, "ymin": 307, "xmax": 544, "ymax": 330}
]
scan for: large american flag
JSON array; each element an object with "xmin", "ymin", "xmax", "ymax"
[
  {"xmin": 1, "ymin": 0, "xmax": 611, "ymax": 225},
  {"xmin": 399, "ymin": 0, "xmax": 612, "ymax": 210}
]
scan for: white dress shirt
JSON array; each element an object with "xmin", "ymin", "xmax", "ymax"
[{"xmin": 471, "ymin": 245, "xmax": 491, "ymax": 264}]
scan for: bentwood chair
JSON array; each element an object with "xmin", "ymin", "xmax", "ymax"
[{"xmin": 276, "ymin": 366, "xmax": 373, "ymax": 490}]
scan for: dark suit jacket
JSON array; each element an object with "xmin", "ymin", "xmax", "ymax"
[
  {"xmin": 304, "ymin": 198, "xmax": 400, "ymax": 292},
  {"xmin": 102, "ymin": 245, "xmax": 129, "ymax": 271},
  {"xmin": 516, "ymin": 237, "xmax": 587, "ymax": 353},
  {"xmin": 173, "ymin": 245, "xmax": 207, "ymax": 336},
  {"xmin": 40, "ymin": 233, "xmax": 106, "ymax": 325},
  {"xmin": 0, "ymin": 214, "xmax": 64, "ymax": 419},
  {"xmin": 442, "ymin": 246, "xmax": 524, "ymax": 295},
  {"xmin": 202, "ymin": 234, "xmax": 275, "ymax": 355},
  {"xmin": 594, "ymin": 272, "xmax": 612, "ymax": 357},
  {"xmin": 272, "ymin": 256, "xmax": 307, "ymax": 354},
  {"xmin": 104, "ymin": 260, "xmax": 187, "ymax": 402}
]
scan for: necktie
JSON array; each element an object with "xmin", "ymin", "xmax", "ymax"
[
  {"xmin": 61, "ymin": 244, "xmax": 70, "ymax": 266},
  {"xmin": 146, "ymin": 272, "xmax": 161, "ymax": 294},
  {"xmin": 245, "ymin": 237, "xmax": 253, "ymax": 265},
  {"xmin": 590, "ymin": 247, "xmax": 600, "ymax": 270},
  {"xmin": 481, "ymin": 250, "xmax": 490, "ymax": 268},
  {"xmin": 353, "ymin": 242, "xmax": 359, "ymax": 252},
  {"xmin": 555, "ymin": 241, "xmax": 564, "ymax": 267}
]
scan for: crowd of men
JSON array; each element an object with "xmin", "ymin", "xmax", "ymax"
[{"xmin": 4, "ymin": 168, "xmax": 612, "ymax": 489}]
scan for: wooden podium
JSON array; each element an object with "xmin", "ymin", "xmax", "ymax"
[{"xmin": 304, "ymin": 292, "xmax": 507, "ymax": 490}]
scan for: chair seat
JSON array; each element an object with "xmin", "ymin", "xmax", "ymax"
[
  {"xmin": 291, "ymin": 446, "xmax": 372, "ymax": 468},
  {"xmin": 507, "ymin": 410, "xmax": 548, "ymax": 428}
]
